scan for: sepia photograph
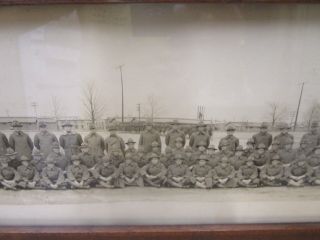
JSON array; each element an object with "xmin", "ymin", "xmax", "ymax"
[{"xmin": 0, "ymin": 2, "xmax": 320, "ymax": 227}]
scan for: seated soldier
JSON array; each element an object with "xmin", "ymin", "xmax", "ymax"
[
  {"xmin": 47, "ymin": 142, "xmax": 68, "ymax": 170},
  {"xmin": 260, "ymin": 155, "xmax": 285, "ymax": 187},
  {"xmin": 66, "ymin": 155, "xmax": 93, "ymax": 189},
  {"xmin": 184, "ymin": 146, "xmax": 195, "ymax": 168},
  {"xmin": 135, "ymin": 146, "xmax": 148, "ymax": 168},
  {"xmin": 237, "ymin": 159, "xmax": 259, "ymax": 188},
  {"xmin": 230, "ymin": 145, "xmax": 248, "ymax": 171},
  {"xmin": 212, "ymin": 156, "xmax": 237, "ymax": 188},
  {"xmin": 243, "ymin": 138, "xmax": 255, "ymax": 158},
  {"xmin": 279, "ymin": 138, "xmax": 297, "ymax": 168},
  {"xmin": 190, "ymin": 155, "xmax": 212, "ymax": 189},
  {"xmin": 207, "ymin": 145, "xmax": 219, "ymax": 169},
  {"xmin": 267, "ymin": 139, "xmax": 281, "ymax": 160},
  {"xmin": 0, "ymin": 155, "xmax": 20, "ymax": 190},
  {"xmin": 167, "ymin": 153, "xmax": 191, "ymax": 188},
  {"xmin": 32, "ymin": 149, "xmax": 46, "ymax": 173},
  {"xmin": 109, "ymin": 149, "xmax": 125, "ymax": 168},
  {"xmin": 17, "ymin": 155, "xmax": 40, "ymax": 189},
  {"xmin": 286, "ymin": 158, "xmax": 312, "ymax": 187},
  {"xmin": 118, "ymin": 153, "xmax": 143, "ymax": 188},
  {"xmin": 125, "ymin": 138, "xmax": 138, "ymax": 155},
  {"xmin": 6, "ymin": 148, "xmax": 20, "ymax": 169},
  {"xmin": 79, "ymin": 143, "xmax": 97, "ymax": 171},
  {"xmin": 249, "ymin": 143, "xmax": 270, "ymax": 170},
  {"xmin": 141, "ymin": 153, "xmax": 167, "ymax": 187},
  {"xmin": 306, "ymin": 145, "xmax": 320, "ymax": 170},
  {"xmin": 40, "ymin": 157, "xmax": 66, "ymax": 190},
  {"xmin": 92, "ymin": 155, "xmax": 118, "ymax": 188},
  {"xmin": 161, "ymin": 147, "xmax": 174, "ymax": 168}
]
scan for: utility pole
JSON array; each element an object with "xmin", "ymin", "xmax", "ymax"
[
  {"xmin": 31, "ymin": 102, "xmax": 38, "ymax": 122},
  {"xmin": 117, "ymin": 65, "xmax": 124, "ymax": 123},
  {"xmin": 137, "ymin": 103, "xmax": 141, "ymax": 132},
  {"xmin": 293, "ymin": 82, "xmax": 305, "ymax": 131}
]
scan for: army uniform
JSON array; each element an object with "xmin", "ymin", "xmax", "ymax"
[
  {"xmin": 243, "ymin": 138, "xmax": 255, "ymax": 158},
  {"xmin": 191, "ymin": 141, "xmax": 209, "ymax": 166},
  {"xmin": 105, "ymin": 130, "xmax": 125, "ymax": 155},
  {"xmin": 300, "ymin": 122, "xmax": 320, "ymax": 155},
  {"xmin": 79, "ymin": 143, "xmax": 97, "ymax": 170},
  {"xmin": 118, "ymin": 156, "xmax": 143, "ymax": 188},
  {"xmin": 249, "ymin": 144, "xmax": 270, "ymax": 170},
  {"xmin": 46, "ymin": 142, "xmax": 68, "ymax": 170},
  {"xmin": 66, "ymin": 155, "xmax": 93, "ymax": 189},
  {"xmin": 125, "ymin": 138, "xmax": 138, "ymax": 157},
  {"xmin": 165, "ymin": 122, "xmax": 186, "ymax": 148},
  {"xmin": 215, "ymin": 140, "xmax": 234, "ymax": 165},
  {"xmin": 32, "ymin": 149, "xmax": 46, "ymax": 173},
  {"xmin": 160, "ymin": 147, "xmax": 175, "ymax": 168},
  {"xmin": 273, "ymin": 123, "xmax": 294, "ymax": 150},
  {"xmin": 189, "ymin": 122, "xmax": 210, "ymax": 150},
  {"xmin": 172, "ymin": 137, "xmax": 186, "ymax": 154},
  {"xmin": 5, "ymin": 148, "xmax": 20, "ymax": 169},
  {"xmin": 218, "ymin": 125, "xmax": 239, "ymax": 152},
  {"xmin": 17, "ymin": 155, "xmax": 40, "ymax": 189},
  {"xmin": 40, "ymin": 158, "xmax": 66, "ymax": 189},
  {"xmin": 252, "ymin": 122, "xmax": 272, "ymax": 149},
  {"xmin": 230, "ymin": 146, "xmax": 248, "ymax": 170},
  {"xmin": 84, "ymin": 124, "xmax": 105, "ymax": 158},
  {"xmin": 184, "ymin": 146, "xmax": 196, "ymax": 167},
  {"xmin": 237, "ymin": 160, "xmax": 260, "ymax": 187},
  {"xmin": 9, "ymin": 127, "xmax": 34, "ymax": 159},
  {"xmin": 285, "ymin": 160, "xmax": 312, "ymax": 187},
  {"xmin": 267, "ymin": 140, "xmax": 281, "ymax": 160},
  {"xmin": 278, "ymin": 139, "xmax": 296, "ymax": 168},
  {"xmin": 260, "ymin": 156, "xmax": 285, "ymax": 187},
  {"xmin": 138, "ymin": 122, "xmax": 161, "ymax": 153},
  {"xmin": 135, "ymin": 147, "xmax": 149, "ymax": 168},
  {"xmin": 212, "ymin": 157, "xmax": 237, "ymax": 188},
  {"xmin": 0, "ymin": 131, "xmax": 9, "ymax": 155},
  {"xmin": 34, "ymin": 122, "xmax": 58, "ymax": 158},
  {"xmin": 166, "ymin": 154, "xmax": 191, "ymax": 188},
  {"xmin": 306, "ymin": 146, "xmax": 320, "ymax": 170},
  {"xmin": 207, "ymin": 145, "xmax": 220, "ymax": 169},
  {"xmin": 0, "ymin": 156, "xmax": 20, "ymax": 190},
  {"xmin": 141, "ymin": 153, "xmax": 167, "ymax": 187},
  {"xmin": 92, "ymin": 156, "xmax": 118, "ymax": 188},
  {"xmin": 190, "ymin": 155, "xmax": 213, "ymax": 189},
  {"xmin": 109, "ymin": 149, "xmax": 125, "ymax": 168},
  {"xmin": 310, "ymin": 167, "xmax": 320, "ymax": 186}
]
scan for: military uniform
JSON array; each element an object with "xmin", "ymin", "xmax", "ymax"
[
  {"xmin": 249, "ymin": 144, "xmax": 270, "ymax": 169},
  {"xmin": 300, "ymin": 122, "xmax": 320, "ymax": 155},
  {"xmin": 59, "ymin": 131, "xmax": 83, "ymax": 163},
  {"xmin": 79, "ymin": 143, "xmax": 97, "ymax": 169},
  {"xmin": 285, "ymin": 160, "xmax": 312, "ymax": 187},
  {"xmin": 190, "ymin": 155, "xmax": 213, "ymax": 189},
  {"xmin": 278, "ymin": 139, "xmax": 296, "ymax": 167},
  {"xmin": 0, "ymin": 156, "xmax": 20, "ymax": 190},
  {"xmin": 267, "ymin": 140, "xmax": 281, "ymax": 160},
  {"xmin": 118, "ymin": 158, "xmax": 143, "ymax": 187},
  {"xmin": 252, "ymin": 122, "xmax": 272, "ymax": 149},
  {"xmin": 141, "ymin": 153, "xmax": 167, "ymax": 187},
  {"xmin": 138, "ymin": 126, "xmax": 161, "ymax": 153},
  {"xmin": 92, "ymin": 156, "xmax": 118, "ymax": 188},
  {"xmin": 5, "ymin": 148, "xmax": 20, "ymax": 169},
  {"xmin": 260, "ymin": 157, "xmax": 285, "ymax": 187},
  {"xmin": 310, "ymin": 167, "xmax": 320, "ymax": 186},
  {"xmin": 109, "ymin": 150, "xmax": 125, "ymax": 168},
  {"xmin": 165, "ymin": 126, "xmax": 186, "ymax": 148},
  {"xmin": 40, "ymin": 158, "xmax": 66, "ymax": 189},
  {"xmin": 32, "ymin": 149, "xmax": 46, "ymax": 173},
  {"xmin": 189, "ymin": 131, "xmax": 210, "ymax": 150},
  {"xmin": 66, "ymin": 155, "xmax": 92, "ymax": 189},
  {"xmin": 84, "ymin": 128, "xmax": 105, "ymax": 158},
  {"xmin": 46, "ymin": 150, "xmax": 68, "ymax": 171},
  {"xmin": 184, "ymin": 147, "xmax": 196, "ymax": 167},
  {"xmin": 125, "ymin": 138, "xmax": 138, "ymax": 158},
  {"xmin": 134, "ymin": 148, "xmax": 149, "ymax": 168},
  {"xmin": 306, "ymin": 146, "xmax": 320, "ymax": 170},
  {"xmin": 243, "ymin": 138, "xmax": 255, "ymax": 158},
  {"xmin": 105, "ymin": 133, "xmax": 125, "ymax": 155},
  {"xmin": 212, "ymin": 158, "xmax": 237, "ymax": 188},
  {"xmin": 230, "ymin": 146, "xmax": 248, "ymax": 170},
  {"xmin": 17, "ymin": 155, "xmax": 40, "ymax": 189},
  {"xmin": 0, "ymin": 131, "xmax": 9, "ymax": 155},
  {"xmin": 34, "ymin": 124, "xmax": 58, "ymax": 158},
  {"xmin": 9, "ymin": 130, "xmax": 34, "ymax": 159},
  {"xmin": 274, "ymin": 123, "xmax": 294, "ymax": 150},
  {"xmin": 191, "ymin": 141, "xmax": 209, "ymax": 166},
  {"xmin": 237, "ymin": 161, "xmax": 260, "ymax": 187},
  {"xmin": 166, "ymin": 154, "xmax": 191, "ymax": 188}
]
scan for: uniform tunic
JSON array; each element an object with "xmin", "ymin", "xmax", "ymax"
[
  {"xmin": 189, "ymin": 131, "xmax": 210, "ymax": 149},
  {"xmin": 59, "ymin": 133, "xmax": 83, "ymax": 161},
  {"xmin": 0, "ymin": 132, "xmax": 9, "ymax": 155},
  {"xmin": 79, "ymin": 152, "xmax": 96, "ymax": 169},
  {"xmin": 0, "ymin": 166, "xmax": 19, "ymax": 181},
  {"xmin": 93, "ymin": 164, "xmax": 117, "ymax": 178},
  {"xmin": 138, "ymin": 129, "xmax": 161, "ymax": 153},
  {"xmin": 278, "ymin": 149, "xmax": 297, "ymax": 165},
  {"xmin": 249, "ymin": 152, "xmax": 270, "ymax": 168},
  {"xmin": 141, "ymin": 162, "xmax": 166, "ymax": 177},
  {"xmin": 167, "ymin": 164, "xmax": 190, "ymax": 178},
  {"xmin": 66, "ymin": 164, "xmax": 90, "ymax": 183},
  {"xmin": 105, "ymin": 134, "xmax": 125, "ymax": 155},
  {"xmin": 84, "ymin": 132, "xmax": 105, "ymax": 157},
  {"xmin": 41, "ymin": 166, "xmax": 65, "ymax": 186},
  {"xmin": 9, "ymin": 131, "xmax": 34, "ymax": 158},
  {"xmin": 252, "ymin": 132, "xmax": 273, "ymax": 149},
  {"xmin": 218, "ymin": 135, "xmax": 239, "ymax": 152},
  {"xmin": 260, "ymin": 164, "xmax": 284, "ymax": 186},
  {"xmin": 165, "ymin": 129, "xmax": 186, "ymax": 148},
  {"xmin": 118, "ymin": 162, "xmax": 140, "ymax": 178},
  {"xmin": 34, "ymin": 131, "xmax": 58, "ymax": 158},
  {"xmin": 300, "ymin": 132, "xmax": 320, "ymax": 154},
  {"xmin": 46, "ymin": 152, "xmax": 68, "ymax": 170},
  {"xmin": 17, "ymin": 165, "xmax": 39, "ymax": 182},
  {"xmin": 274, "ymin": 133, "xmax": 294, "ymax": 150}
]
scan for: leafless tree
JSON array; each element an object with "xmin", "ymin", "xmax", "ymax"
[
  {"xmin": 51, "ymin": 95, "xmax": 61, "ymax": 120},
  {"xmin": 304, "ymin": 100, "xmax": 320, "ymax": 129},
  {"xmin": 144, "ymin": 95, "xmax": 163, "ymax": 121},
  {"xmin": 82, "ymin": 81, "xmax": 105, "ymax": 124},
  {"xmin": 267, "ymin": 102, "xmax": 288, "ymax": 127}
]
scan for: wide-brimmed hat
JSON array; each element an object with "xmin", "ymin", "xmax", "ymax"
[
  {"xmin": 71, "ymin": 155, "xmax": 81, "ymax": 162},
  {"xmin": 38, "ymin": 122, "xmax": 47, "ymax": 128},
  {"xmin": 197, "ymin": 121, "xmax": 207, "ymax": 128},
  {"xmin": 226, "ymin": 125, "xmax": 236, "ymax": 131},
  {"xmin": 126, "ymin": 138, "xmax": 136, "ymax": 145},
  {"xmin": 260, "ymin": 122, "xmax": 269, "ymax": 129}
]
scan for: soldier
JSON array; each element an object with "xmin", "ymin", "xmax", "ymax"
[
  {"xmin": 66, "ymin": 155, "xmax": 92, "ymax": 189},
  {"xmin": 9, "ymin": 121, "xmax": 34, "ymax": 159},
  {"xmin": 252, "ymin": 122, "xmax": 273, "ymax": 150},
  {"xmin": 32, "ymin": 149, "xmax": 46, "ymax": 173},
  {"xmin": 0, "ymin": 155, "xmax": 19, "ymax": 190},
  {"xmin": 79, "ymin": 143, "xmax": 97, "ymax": 170},
  {"xmin": 212, "ymin": 156, "xmax": 237, "ymax": 188},
  {"xmin": 310, "ymin": 167, "xmax": 320, "ymax": 186},
  {"xmin": 300, "ymin": 122, "xmax": 320, "ymax": 155},
  {"xmin": 274, "ymin": 123, "xmax": 294, "ymax": 150},
  {"xmin": 191, "ymin": 140, "xmax": 208, "ymax": 164},
  {"xmin": 260, "ymin": 155, "xmax": 285, "ymax": 187},
  {"xmin": 237, "ymin": 159, "xmax": 260, "ymax": 188},
  {"xmin": 108, "ymin": 149, "xmax": 124, "ymax": 168},
  {"xmin": 118, "ymin": 153, "xmax": 143, "ymax": 188},
  {"xmin": 0, "ymin": 130, "xmax": 9, "ymax": 155},
  {"xmin": 141, "ymin": 153, "xmax": 167, "ymax": 187},
  {"xmin": 306, "ymin": 145, "xmax": 320, "ymax": 170},
  {"xmin": 172, "ymin": 137, "xmax": 185, "ymax": 155},
  {"xmin": 125, "ymin": 138, "xmax": 138, "ymax": 155},
  {"xmin": 47, "ymin": 142, "xmax": 68, "ymax": 170},
  {"xmin": 278, "ymin": 138, "xmax": 296, "ymax": 168},
  {"xmin": 267, "ymin": 139, "xmax": 281, "ymax": 160},
  {"xmin": 190, "ymin": 155, "xmax": 213, "ymax": 189},
  {"xmin": 215, "ymin": 140, "xmax": 234, "ymax": 163},
  {"xmin": 40, "ymin": 157, "xmax": 66, "ymax": 190},
  {"xmin": 161, "ymin": 147, "xmax": 174, "ymax": 168},
  {"xmin": 189, "ymin": 122, "xmax": 210, "ymax": 150},
  {"xmin": 184, "ymin": 146, "xmax": 195, "ymax": 167},
  {"xmin": 59, "ymin": 122, "xmax": 83, "ymax": 164},
  {"xmin": 105, "ymin": 126, "xmax": 125, "ymax": 155},
  {"xmin": 135, "ymin": 146, "xmax": 148, "ymax": 168},
  {"xmin": 166, "ymin": 153, "xmax": 191, "ymax": 188},
  {"xmin": 138, "ymin": 121, "xmax": 161, "ymax": 154},
  {"xmin": 92, "ymin": 155, "xmax": 118, "ymax": 188},
  {"xmin": 207, "ymin": 145, "xmax": 219, "ymax": 169},
  {"xmin": 230, "ymin": 145, "xmax": 248, "ymax": 170},
  {"xmin": 218, "ymin": 125, "xmax": 239, "ymax": 152},
  {"xmin": 243, "ymin": 138, "xmax": 255, "ymax": 158},
  {"xmin": 17, "ymin": 155, "xmax": 40, "ymax": 189},
  {"xmin": 5, "ymin": 148, "xmax": 20, "ymax": 169},
  {"xmin": 286, "ymin": 158, "xmax": 312, "ymax": 187},
  {"xmin": 296, "ymin": 139, "xmax": 311, "ymax": 160},
  {"xmin": 165, "ymin": 120, "xmax": 186, "ymax": 148},
  {"xmin": 249, "ymin": 143, "xmax": 270, "ymax": 170},
  {"xmin": 34, "ymin": 122, "xmax": 58, "ymax": 158},
  {"xmin": 84, "ymin": 123, "xmax": 105, "ymax": 158}
]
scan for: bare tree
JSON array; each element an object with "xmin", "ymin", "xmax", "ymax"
[
  {"xmin": 144, "ymin": 95, "xmax": 163, "ymax": 121},
  {"xmin": 51, "ymin": 95, "xmax": 61, "ymax": 120},
  {"xmin": 267, "ymin": 102, "xmax": 288, "ymax": 127},
  {"xmin": 82, "ymin": 81, "xmax": 105, "ymax": 124},
  {"xmin": 304, "ymin": 100, "xmax": 320, "ymax": 129}
]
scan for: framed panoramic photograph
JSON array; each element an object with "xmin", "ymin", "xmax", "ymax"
[{"xmin": 0, "ymin": 0, "xmax": 320, "ymax": 239}]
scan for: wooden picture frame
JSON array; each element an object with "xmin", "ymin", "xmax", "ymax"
[{"xmin": 0, "ymin": 0, "xmax": 320, "ymax": 239}]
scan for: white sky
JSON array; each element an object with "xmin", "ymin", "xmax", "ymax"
[{"xmin": 0, "ymin": 4, "xmax": 319, "ymax": 122}]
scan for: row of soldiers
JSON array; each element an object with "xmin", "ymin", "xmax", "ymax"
[{"xmin": 0, "ymin": 120, "xmax": 319, "ymax": 190}]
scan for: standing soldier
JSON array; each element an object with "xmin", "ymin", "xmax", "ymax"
[
  {"xmin": 0, "ymin": 130, "xmax": 9, "ymax": 155},
  {"xmin": 230, "ymin": 145, "xmax": 248, "ymax": 171},
  {"xmin": 84, "ymin": 123, "xmax": 105, "ymax": 159},
  {"xmin": 243, "ymin": 138, "xmax": 255, "ymax": 157},
  {"xmin": 166, "ymin": 153, "xmax": 191, "ymax": 188},
  {"xmin": 260, "ymin": 155, "xmax": 285, "ymax": 187},
  {"xmin": 59, "ymin": 122, "xmax": 83, "ymax": 164},
  {"xmin": 165, "ymin": 120, "xmax": 186, "ymax": 149},
  {"xmin": 141, "ymin": 153, "xmax": 167, "ymax": 187},
  {"xmin": 66, "ymin": 155, "xmax": 92, "ymax": 189},
  {"xmin": 190, "ymin": 155, "xmax": 213, "ymax": 189},
  {"xmin": 274, "ymin": 123, "xmax": 294, "ymax": 150},
  {"xmin": 47, "ymin": 142, "xmax": 68, "ymax": 170},
  {"xmin": 237, "ymin": 159, "xmax": 260, "ymax": 188},
  {"xmin": 0, "ymin": 155, "xmax": 20, "ymax": 190},
  {"xmin": 138, "ymin": 121, "xmax": 161, "ymax": 154},
  {"xmin": 300, "ymin": 122, "xmax": 320, "ymax": 156},
  {"xmin": 218, "ymin": 125, "xmax": 239, "ymax": 152},
  {"xmin": 105, "ymin": 126, "xmax": 125, "ymax": 156},
  {"xmin": 40, "ymin": 157, "xmax": 66, "ymax": 190},
  {"xmin": 9, "ymin": 121, "xmax": 34, "ymax": 159},
  {"xmin": 17, "ymin": 155, "xmax": 40, "ymax": 189},
  {"xmin": 34, "ymin": 122, "xmax": 58, "ymax": 158},
  {"xmin": 118, "ymin": 153, "xmax": 143, "ymax": 188},
  {"xmin": 278, "ymin": 138, "xmax": 296, "ymax": 168},
  {"xmin": 92, "ymin": 155, "xmax": 118, "ymax": 188},
  {"xmin": 189, "ymin": 122, "xmax": 210, "ymax": 150},
  {"xmin": 286, "ymin": 158, "xmax": 312, "ymax": 187},
  {"xmin": 252, "ymin": 122, "xmax": 273, "ymax": 150},
  {"xmin": 249, "ymin": 143, "xmax": 270, "ymax": 170},
  {"xmin": 267, "ymin": 139, "xmax": 281, "ymax": 160},
  {"xmin": 212, "ymin": 156, "xmax": 237, "ymax": 188}
]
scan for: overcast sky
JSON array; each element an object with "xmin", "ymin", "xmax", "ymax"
[{"xmin": 0, "ymin": 4, "xmax": 319, "ymax": 122}]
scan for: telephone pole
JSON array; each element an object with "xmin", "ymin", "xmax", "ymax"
[
  {"xmin": 293, "ymin": 82, "xmax": 306, "ymax": 131},
  {"xmin": 117, "ymin": 65, "xmax": 125, "ymax": 123},
  {"xmin": 137, "ymin": 103, "xmax": 141, "ymax": 132}
]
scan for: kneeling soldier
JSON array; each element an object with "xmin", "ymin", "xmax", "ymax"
[
  {"xmin": 0, "ymin": 156, "xmax": 19, "ymax": 190},
  {"xmin": 212, "ymin": 156, "xmax": 237, "ymax": 188},
  {"xmin": 260, "ymin": 155, "xmax": 285, "ymax": 187},
  {"xmin": 66, "ymin": 155, "xmax": 93, "ymax": 189},
  {"xmin": 190, "ymin": 155, "xmax": 212, "ymax": 189},
  {"xmin": 237, "ymin": 159, "xmax": 259, "ymax": 187},
  {"xmin": 41, "ymin": 157, "xmax": 66, "ymax": 189},
  {"xmin": 167, "ymin": 153, "xmax": 191, "ymax": 188},
  {"xmin": 118, "ymin": 153, "xmax": 143, "ymax": 188},
  {"xmin": 141, "ymin": 153, "xmax": 167, "ymax": 187},
  {"xmin": 286, "ymin": 158, "xmax": 312, "ymax": 187},
  {"xmin": 17, "ymin": 155, "xmax": 40, "ymax": 189},
  {"xmin": 93, "ymin": 155, "xmax": 118, "ymax": 188}
]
